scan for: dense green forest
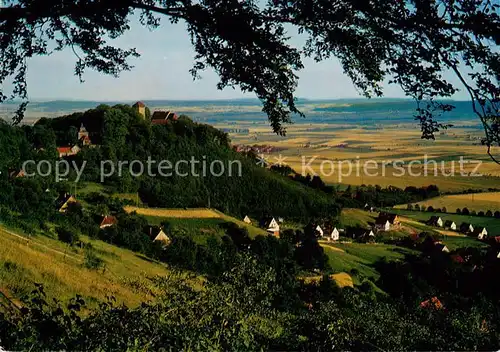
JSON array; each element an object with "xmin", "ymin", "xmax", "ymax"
[{"xmin": 30, "ymin": 104, "xmax": 340, "ymax": 221}]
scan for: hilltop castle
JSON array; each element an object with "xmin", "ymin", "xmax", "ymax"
[{"xmin": 132, "ymin": 101, "xmax": 178, "ymax": 124}]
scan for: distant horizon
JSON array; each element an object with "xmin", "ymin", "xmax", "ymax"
[{"xmin": 4, "ymin": 96, "xmax": 473, "ymax": 104}]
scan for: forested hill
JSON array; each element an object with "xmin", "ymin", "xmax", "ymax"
[{"xmin": 26, "ymin": 104, "xmax": 339, "ymax": 221}]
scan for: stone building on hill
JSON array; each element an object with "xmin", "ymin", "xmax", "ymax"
[
  {"xmin": 151, "ymin": 111, "xmax": 179, "ymax": 125},
  {"xmin": 133, "ymin": 101, "xmax": 147, "ymax": 119}
]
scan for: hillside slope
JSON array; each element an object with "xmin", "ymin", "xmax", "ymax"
[
  {"xmin": 32, "ymin": 105, "xmax": 340, "ymax": 221},
  {"xmin": 0, "ymin": 224, "xmax": 175, "ymax": 307}
]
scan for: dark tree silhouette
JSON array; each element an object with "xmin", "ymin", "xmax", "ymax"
[{"xmin": 1, "ymin": 0, "xmax": 499, "ymax": 160}]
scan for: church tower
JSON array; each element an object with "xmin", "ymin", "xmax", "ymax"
[
  {"xmin": 78, "ymin": 123, "xmax": 91, "ymax": 146},
  {"xmin": 78, "ymin": 123, "xmax": 89, "ymax": 140}
]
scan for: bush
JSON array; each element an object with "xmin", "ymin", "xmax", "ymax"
[
  {"xmin": 83, "ymin": 244, "xmax": 104, "ymax": 270},
  {"xmin": 56, "ymin": 227, "xmax": 79, "ymax": 245}
]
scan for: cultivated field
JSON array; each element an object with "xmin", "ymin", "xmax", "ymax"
[
  {"xmin": 395, "ymin": 192, "xmax": 500, "ymax": 213},
  {"xmin": 224, "ymin": 122, "xmax": 500, "ymax": 192},
  {"xmin": 124, "ymin": 206, "xmax": 267, "ymax": 238},
  {"xmin": 124, "ymin": 206, "xmax": 221, "ymax": 219}
]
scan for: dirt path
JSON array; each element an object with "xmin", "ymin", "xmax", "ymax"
[
  {"xmin": 319, "ymin": 241, "xmax": 346, "ymax": 252},
  {"xmin": 0, "ymin": 287, "xmax": 22, "ymax": 310},
  {"xmin": 436, "ymin": 229, "xmax": 466, "ymax": 237},
  {"xmin": 399, "ymin": 217, "xmax": 466, "ymax": 237}
]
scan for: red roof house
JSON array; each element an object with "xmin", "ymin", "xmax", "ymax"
[
  {"xmin": 151, "ymin": 111, "xmax": 179, "ymax": 125},
  {"xmin": 420, "ymin": 297, "xmax": 444, "ymax": 310},
  {"xmin": 99, "ymin": 215, "xmax": 118, "ymax": 229}
]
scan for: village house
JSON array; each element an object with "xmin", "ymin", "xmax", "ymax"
[
  {"xmin": 427, "ymin": 216, "xmax": 444, "ymax": 227},
  {"xmin": 133, "ymin": 101, "xmax": 147, "ymax": 119},
  {"xmin": 151, "ymin": 111, "xmax": 179, "ymax": 125},
  {"xmin": 57, "ymin": 145, "xmax": 80, "ymax": 158},
  {"xmin": 472, "ymin": 226, "xmax": 488, "ymax": 240},
  {"xmin": 451, "ymin": 254, "xmax": 465, "ymax": 264},
  {"xmin": 375, "ymin": 217, "xmax": 391, "ymax": 231},
  {"xmin": 149, "ymin": 226, "xmax": 171, "ymax": 246},
  {"xmin": 364, "ymin": 204, "xmax": 375, "ymax": 212},
  {"xmin": 349, "ymin": 228, "xmax": 375, "ymax": 241},
  {"xmin": 435, "ymin": 243, "xmax": 450, "ymax": 253},
  {"xmin": 243, "ymin": 216, "xmax": 252, "ymax": 224},
  {"xmin": 99, "ymin": 215, "xmax": 118, "ymax": 229},
  {"xmin": 444, "ymin": 220, "xmax": 457, "ymax": 231},
  {"xmin": 366, "ymin": 230, "xmax": 375, "ymax": 238},
  {"xmin": 260, "ymin": 217, "xmax": 280, "ymax": 237},
  {"xmin": 315, "ymin": 225, "xmax": 324, "ymax": 237},
  {"xmin": 420, "ymin": 297, "xmax": 444, "ymax": 310},
  {"xmin": 375, "ymin": 212, "xmax": 400, "ymax": 231},
  {"xmin": 56, "ymin": 193, "xmax": 78, "ymax": 213},
  {"xmin": 8, "ymin": 168, "xmax": 26, "ymax": 179},
  {"xmin": 330, "ymin": 227, "xmax": 340, "ymax": 241},
  {"xmin": 381, "ymin": 212, "xmax": 400, "ymax": 226},
  {"xmin": 460, "ymin": 222, "xmax": 474, "ymax": 234}
]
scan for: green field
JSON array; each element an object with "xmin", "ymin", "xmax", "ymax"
[
  {"xmin": 339, "ymin": 208, "xmax": 377, "ymax": 228},
  {"xmin": 388, "ymin": 209, "xmax": 500, "ymax": 235},
  {"xmin": 322, "ymin": 242, "xmax": 417, "ymax": 282},
  {"xmin": 125, "ymin": 206, "xmax": 268, "ymax": 242},
  {"xmin": 440, "ymin": 236, "xmax": 490, "ymax": 251},
  {"xmin": 146, "ymin": 217, "xmax": 232, "ymax": 244}
]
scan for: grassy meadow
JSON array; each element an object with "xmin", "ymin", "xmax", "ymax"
[
  {"xmin": 0, "ymin": 225, "xmax": 173, "ymax": 308},
  {"xmin": 124, "ymin": 206, "xmax": 267, "ymax": 241},
  {"xmin": 322, "ymin": 242, "xmax": 417, "ymax": 283}
]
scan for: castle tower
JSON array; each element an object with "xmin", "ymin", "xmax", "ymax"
[{"xmin": 133, "ymin": 101, "xmax": 146, "ymax": 119}]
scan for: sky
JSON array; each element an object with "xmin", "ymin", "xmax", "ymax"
[{"xmin": 22, "ymin": 15, "xmax": 470, "ymax": 102}]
